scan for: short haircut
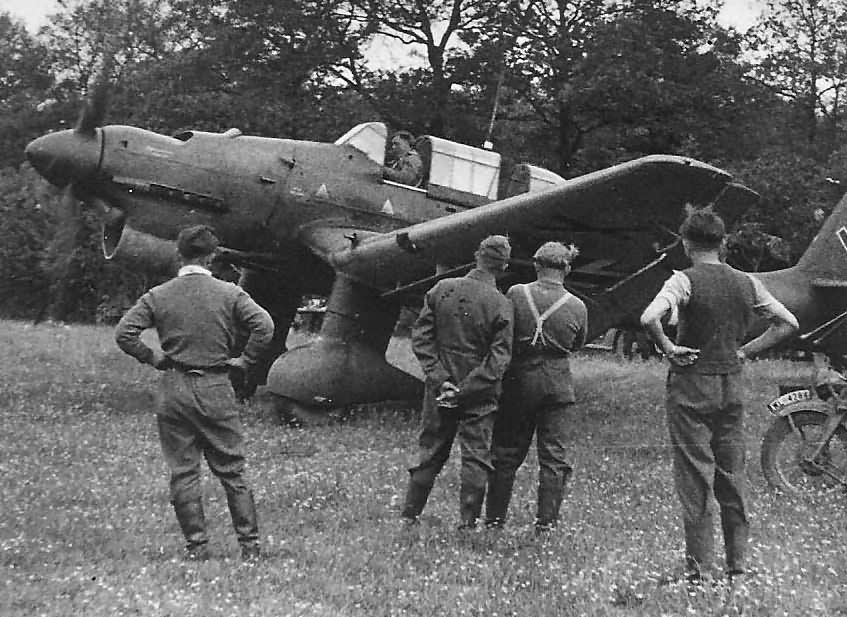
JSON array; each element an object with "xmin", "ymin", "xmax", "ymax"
[
  {"xmin": 679, "ymin": 205, "xmax": 725, "ymax": 249},
  {"xmin": 533, "ymin": 241, "xmax": 579, "ymax": 270},
  {"xmin": 176, "ymin": 224, "xmax": 219, "ymax": 259},
  {"xmin": 392, "ymin": 130, "xmax": 414, "ymax": 145}
]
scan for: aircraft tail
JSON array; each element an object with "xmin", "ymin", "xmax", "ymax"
[{"xmin": 796, "ymin": 192, "xmax": 847, "ymax": 284}]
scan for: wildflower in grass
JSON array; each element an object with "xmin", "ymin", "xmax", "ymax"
[{"xmin": 3, "ymin": 321, "xmax": 844, "ymax": 616}]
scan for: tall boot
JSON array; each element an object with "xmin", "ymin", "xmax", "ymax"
[
  {"xmin": 720, "ymin": 506, "xmax": 748, "ymax": 575},
  {"xmin": 172, "ymin": 498, "xmax": 209, "ymax": 560},
  {"xmin": 683, "ymin": 513, "xmax": 715, "ymax": 578},
  {"xmin": 485, "ymin": 469, "xmax": 516, "ymax": 528},
  {"xmin": 226, "ymin": 489, "xmax": 260, "ymax": 559},
  {"xmin": 459, "ymin": 481, "xmax": 486, "ymax": 529},
  {"xmin": 401, "ymin": 479, "xmax": 432, "ymax": 521},
  {"xmin": 535, "ymin": 469, "xmax": 571, "ymax": 532}
]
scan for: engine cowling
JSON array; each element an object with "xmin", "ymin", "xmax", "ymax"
[{"xmin": 102, "ymin": 216, "xmax": 179, "ymax": 275}]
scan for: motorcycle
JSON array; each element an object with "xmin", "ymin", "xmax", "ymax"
[{"xmin": 760, "ymin": 311, "xmax": 847, "ymax": 496}]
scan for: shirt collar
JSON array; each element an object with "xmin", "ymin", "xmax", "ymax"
[
  {"xmin": 178, "ymin": 264, "xmax": 212, "ymax": 277},
  {"xmin": 466, "ymin": 268, "xmax": 497, "ymax": 286},
  {"xmin": 534, "ymin": 278, "xmax": 565, "ymax": 289}
]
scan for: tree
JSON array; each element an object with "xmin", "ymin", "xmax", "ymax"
[
  {"xmin": 104, "ymin": 0, "xmax": 378, "ymax": 139},
  {"xmin": 346, "ymin": 0, "xmax": 506, "ymax": 136},
  {"xmin": 0, "ymin": 165, "xmax": 52, "ymax": 318},
  {"xmin": 0, "ymin": 13, "xmax": 54, "ymax": 168},
  {"xmin": 746, "ymin": 0, "xmax": 847, "ymax": 149},
  {"xmin": 575, "ymin": 2, "xmax": 777, "ymax": 167},
  {"xmin": 496, "ymin": 0, "xmax": 619, "ymax": 171},
  {"xmin": 478, "ymin": 0, "xmax": 764, "ymax": 173},
  {"xmin": 41, "ymin": 0, "xmax": 172, "ymax": 92},
  {"xmin": 728, "ymin": 145, "xmax": 844, "ymax": 261}
]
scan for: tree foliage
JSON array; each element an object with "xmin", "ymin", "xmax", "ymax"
[
  {"xmin": 745, "ymin": 0, "xmax": 847, "ymax": 149},
  {"xmin": 345, "ymin": 0, "xmax": 507, "ymax": 136},
  {"xmin": 0, "ymin": 14, "xmax": 54, "ymax": 169},
  {"xmin": 2, "ymin": 0, "xmax": 847, "ymax": 321}
]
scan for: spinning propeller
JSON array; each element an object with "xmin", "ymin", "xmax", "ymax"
[{"xmin": 26, "ymin": 60, "xmax": 114, "ymax": 320}]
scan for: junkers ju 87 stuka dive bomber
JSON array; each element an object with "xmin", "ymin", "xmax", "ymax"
[{"xmin": 26, "ymin": 86, "xmax": 770, "ymax": 419}]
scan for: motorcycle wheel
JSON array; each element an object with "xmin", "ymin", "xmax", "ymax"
[{"xmin": 761, "ymin": 411, "xmax": 847, "ymax": 495}]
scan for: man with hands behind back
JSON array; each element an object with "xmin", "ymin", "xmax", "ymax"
[{"xmin": 401, "ymin": 235, "xmax": 514, "ymax": 530}]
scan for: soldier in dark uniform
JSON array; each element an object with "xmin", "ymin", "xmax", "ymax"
[
  {"xmin": 640, "ymin": 207, "xmax": 797, "ymax": 587},
  {"xmin": 383, "ymin": 130, "xmax": 424, "ymax": 186},
  {"xmin": 115, "ymin": 225, "xmax": 274, "ymax": 560},
  {"xmin": 486, "ymin": 242, "xmax": 587, "ymax": 535},
  {"xmin": 401, "ymin": 235, "xmax": 514, "ymax": 529}
]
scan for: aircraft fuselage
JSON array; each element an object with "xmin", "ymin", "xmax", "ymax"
[{"xmin": 27, "ymin": 123, "xmax": 489, "ymax": 293}]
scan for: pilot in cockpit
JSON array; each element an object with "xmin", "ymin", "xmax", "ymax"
[{"xmin": 383, "ymin": 130, "xmax": 423, "ymax": 187}]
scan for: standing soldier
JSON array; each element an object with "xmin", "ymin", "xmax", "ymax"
[
  {"xmin": 115, "ymin": 225, "xmax": 274, "ymax": 560},
  {"xmin": 640, "ymin": 206, "xmax": 797, "ymax": 587},
  {"xmin": 485, "ymin": 242, "xmax": 587, "ymax": 535},
  {"xmin": 401, "ymin": 235, "xmax": 514, "ymax": 529}
]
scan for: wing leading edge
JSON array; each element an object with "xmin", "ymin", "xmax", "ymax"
[{"xmin": 302, "ymin": 155, "xmax": 753, "ymax": 292}]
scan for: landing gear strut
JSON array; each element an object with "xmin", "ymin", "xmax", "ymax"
[{"xmin": 266, "ymin": 275, "xmax": 423, "ymax": 417}]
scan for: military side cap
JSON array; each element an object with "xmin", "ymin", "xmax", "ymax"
[
  {"xmin": 533, "ymin": 241, "xmax": 579, "ymax": 269},
  {"xmin": 477, "ymin": 235, "xmax": 512, "ymax": 263},
  {"xmin": 176, "ymin": 224, "xmax": 220, "ymax": 259}
]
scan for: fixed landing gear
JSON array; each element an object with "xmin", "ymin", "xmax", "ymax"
[
  {"xmin": 267, "ymin": 395, "xmax": 350, "ymax": 426},
  {"xmin": 265, "ymin": 275, "xmax": 423, "ymax": 415}
]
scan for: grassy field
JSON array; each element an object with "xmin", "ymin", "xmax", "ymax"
[{"xmin": 1, "ymin": 320, "xmax": 845, "ymax": 617}]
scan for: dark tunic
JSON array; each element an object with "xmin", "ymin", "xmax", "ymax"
[
  {"xmin": 383, "ymin": 149, "xmax": 424, "ymax": 186},
  {"xmin": 403, "ymin": 268, "xmax": 513, "ymax": 524}
]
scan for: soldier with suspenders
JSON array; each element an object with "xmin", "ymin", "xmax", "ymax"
[{"xmin": 486, "ymin": 242, "xmax": 588, "ymax": 534}]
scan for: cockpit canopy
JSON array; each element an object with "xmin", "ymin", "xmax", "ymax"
[
  {"xmin": 335, "ymin": 122, "xmax": 565, "ymax": 205},
  {"xmin": 335, "ymin": 122, "xmax": 388, "ymax": 166}
]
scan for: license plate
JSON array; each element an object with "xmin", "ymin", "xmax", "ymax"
[{"xmin": 767, "ymin": 389, "xmax": 812, "ymax": 414}]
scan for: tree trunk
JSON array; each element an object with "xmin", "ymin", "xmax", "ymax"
[
  {"xmin": 426, "ymin": 45, "xmax": 449, "ymax": 136},
  {"xmin": 557, "ymin": 99, "xmax": 581, "ymax": 171}
]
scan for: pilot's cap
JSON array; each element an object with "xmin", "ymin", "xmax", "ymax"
[
  {"xmin": 476, "ymin": 234, "xmax": 512, "ymax": 265},
  {"xmin": 177, "ymin": 224, "xmax": 220, "ymax": 259},
  {"xmin": 533, "ymin": 241, "xmax": 579, "ymax": 270}
]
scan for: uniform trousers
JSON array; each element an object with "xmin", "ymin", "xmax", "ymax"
[
  {"xmin": 156, "ymin": 369, "xmax": 257, "ymax": 545},
  {"xmin": 403, "ymin": 384, "xmax": 497, "ymax": 525},
  {"xmin": 666, "ymin": 371, "xmax": 749, "ymax": 575},
  {"xmin": 487, "ymin": 356, "xmax": 573, "ymax": 528}
]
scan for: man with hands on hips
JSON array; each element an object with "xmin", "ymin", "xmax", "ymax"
[
  {"xmin": 115, "ymin": 224, "xmax": 274, "ymax": 561},
  {"xmin": 640, "ymin": 206, "xmax": 797, "ymax": 588}
]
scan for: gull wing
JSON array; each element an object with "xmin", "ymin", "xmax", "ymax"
[{"xmin": 300, "ymin": 155, "xmax": 754, "ymax": 292}]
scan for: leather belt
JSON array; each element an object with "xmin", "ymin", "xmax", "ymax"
[{"xmin": 167, "ymin": 360, "xmax": 230, "ymax": 374}]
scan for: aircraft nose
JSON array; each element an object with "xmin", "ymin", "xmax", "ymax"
[{"xmin": 25, "ymin": 129, "xmax": 102, "ymax": 187}]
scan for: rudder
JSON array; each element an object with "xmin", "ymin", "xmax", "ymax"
[{"xmin": 796, "ymin": 192, "xmax": 847, "ymax": 280}]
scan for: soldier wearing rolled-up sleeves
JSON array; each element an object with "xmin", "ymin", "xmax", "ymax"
[{"xmin": 640, "ymin": 206, "xmax": 797, "ymax": 588}]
